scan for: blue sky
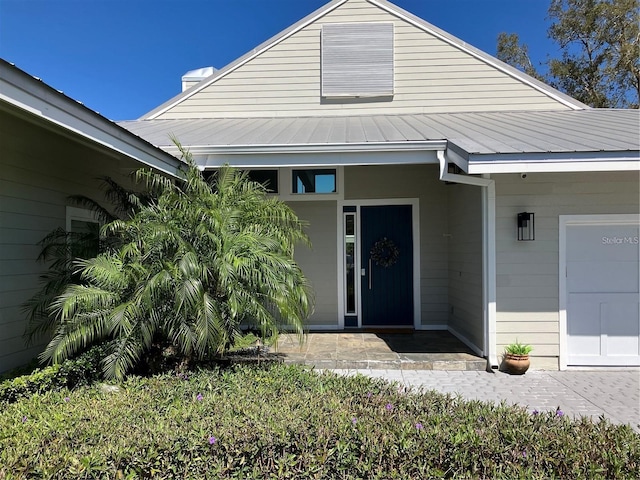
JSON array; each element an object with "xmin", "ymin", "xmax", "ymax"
[{"xmin": 0, "ymin": 0, "xmax": 555, "ymax": 120}]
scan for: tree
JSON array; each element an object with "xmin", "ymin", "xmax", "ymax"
[
  {"xmin": 496, "ymin": 0, "xmax": 639, "ymax": 108},
  {"xmin": 496, "ymin": 33, "xmax": 545, "ymax": 81},
  {"xmin": 40, "ymin": 151, "xmax": 313, "ymax": 379}
]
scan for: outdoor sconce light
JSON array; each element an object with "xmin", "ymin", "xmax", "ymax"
[{"xmin": 517, "ymin": 212, "xmax": 535, "ymax": 241}]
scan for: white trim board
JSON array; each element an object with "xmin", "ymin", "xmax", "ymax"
[
  {"xmin": 468, "ymin": 158, "xmax": 640, "ymax": 174},
  {"xmin": 143, "ymin": 0, "xmax": 349, "ymax": 120},
  {"xmin": 448, "ymin": 325, "xmax": 484, "ymax": 358},
  {"xmin": 336, "ymin": 198, "xmax": 421, "ymax": 330},
  {"xmin": 369, "ymin": 0, "xmax": 586, "ymax": 110},
  {"xmin": 278, "ymin": 166, "xmax": 345, "ymax": 202},
  {"xmin": 144, "ymin": 0, "xmax": 585, "ymax": 120},
  {"xmin": 66, "ymin": 206, "xmax": 100, "ymax": 232},
  {"xmin": 198, "ymin": 149, "xmax": 442, "ymax": 169},
  {"xmin": 0, "ymin": 63, "xmax": 183, "ymax": 178}
]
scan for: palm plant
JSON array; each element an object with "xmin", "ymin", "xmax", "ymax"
[
  {"xmin": 23, "ymin": 177, "xmax": 141, "ymax": 344},
  {"xmin": 42, "ymin": 150, "xmax": 313, "ymax": 379}
]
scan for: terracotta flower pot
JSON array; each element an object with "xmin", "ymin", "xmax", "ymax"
[{"xmin": 503, "ymin": 353, "xmax": 530, "ymax": 375}]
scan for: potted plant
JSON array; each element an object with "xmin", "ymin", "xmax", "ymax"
[{"xmin": 503, "ymin": 341, "xmax": 532, "ymax": 375}]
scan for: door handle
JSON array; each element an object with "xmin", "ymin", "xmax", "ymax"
[{"xmin": 369, "ymin": 258, "xmax": 372, "ymax": 290}]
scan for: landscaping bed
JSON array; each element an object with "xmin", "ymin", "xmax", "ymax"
[{"xmin": 1, "ymin": 364, "xmax": 638, "ymax": 479}]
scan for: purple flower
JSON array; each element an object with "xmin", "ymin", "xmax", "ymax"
[
  {"xmin": 366, "ymin": 392, "xmax": 372, "ymax": 398},
  {"xmin": 21, "ymin": 416, "xmax": 27, "ymax": 423},
  {"xmin": 64, "ymin": 397, "xmax": 70, "ymax": 403},
  {"xmin": 556, "ymin": 409, "xmax": 564, "ymax": 417},
  {"xmin": 208, "ymin": 436, "xmax": 216, "ymax": 445},
  {"xmin": 532, "ymin": 409, "xmax": 539, "ymax": 415},
  {"xmin": 415, "ymin": 422, "xmax": 423, "ymax": 430},
  {"xmin": 522, "ymin": 450, "xmax": 527, "ymax": 458},
  {"xmin": 351, "ymin": 417, "xmax": 357, "ymax": 425},
  {"xmin": 196, "ymin": 393, "xmax": 203, "ymax": 402},
  {"xmin": 385, "ymin": 403, "xmax": 393, "ymax": 411}
]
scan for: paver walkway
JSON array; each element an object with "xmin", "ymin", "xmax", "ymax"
[
  {"xmin": 276, "ymin": 332, "xmax": 640, "ymax": 432},
  {"xmin": 330, "ymin": 368, "xmax": 640, "ymax": 432}
]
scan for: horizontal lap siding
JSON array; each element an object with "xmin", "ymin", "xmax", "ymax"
[
  {"xmin": 157, "ymin": 0, "xmax": 568, "ymax": 119},
  {"xmin": 0, "ymin": 113, "xmax": 139, "ymax": 372},
  {"xmin": 447, "ymin": 184, "xmax": 483, "ymax": 350},
  {"xmin": 495, "ymin": 172, "xmax": 640, "ymax": 368},
  {"xmin": 343, "ymin": 164, "xmax": 449, "ymax": 327},
  {"xmin": 287, "ymin": 201, "xmax": 338, "ymax": 327}
]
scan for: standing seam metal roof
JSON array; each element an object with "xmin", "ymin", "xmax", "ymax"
[{"xmin": 118, "ymin": 109, "xmax": 640, "ymax": 157}]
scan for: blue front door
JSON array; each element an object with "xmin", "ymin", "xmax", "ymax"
[{"xmin": 360, "ymin": 205, "xmax": 413, "ymax": 326}]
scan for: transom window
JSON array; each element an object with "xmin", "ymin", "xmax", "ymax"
[
  {"xmin": 247, "ymin": 169, "xmax": 278, "ymax": 193},
  {"xmin": 292, "ymin": 169, "xmax": 336, "ymax": 194}
]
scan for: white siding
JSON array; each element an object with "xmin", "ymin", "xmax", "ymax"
[
  {"xmin": 288, "ymin": 201, "xmax": 339, "ymax": 327},
  {"xmin": 0, "ymin": 112, "xmax": 139, "ymax": 373},
  {"xmin": 447, "ymin": 183, "xmax": 483, "ymax": 349},
  {"xmin": 155, "ymin": 0, "xmax": 570, "ymax": 119},
  {"xmin": 344, "ymin": 164, "xmax": 449, "ymax": 326},
  {"xmin": 495, "ymin": 172, "xmax": 640, "ymax": 369}
]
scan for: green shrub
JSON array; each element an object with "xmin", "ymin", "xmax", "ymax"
[
  {"xmin": 0, "ymin": 343, "xmax": 108, "ymax": 404},
  {"xmin": 0, "ymin": 364, "xmax": 62, "ymax": 404},
  {"xmin": 0, "ymin": 364, "xmax": 638, "ymax": 479}
]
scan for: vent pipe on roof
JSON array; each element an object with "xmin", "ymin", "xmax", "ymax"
[{"xmin": 181, "ymin": 66, "xmax": 217, "ymax": 92}]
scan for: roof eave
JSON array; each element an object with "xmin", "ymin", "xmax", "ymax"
[
  {"xmin": 0, "ymin": 60, "xmax": 185, "ymax": 178},
  {"xmin": 142, "ymin": 0, "xmax": 588, "ymax": 121},
  {"xmin": 162, "ymin": 140, "xmax": 448, "ymax": 156},
  {"xmin": 167, "ymin": 141, "xmax": 446, "ymax": 169},
  {"xmin": 141, "ymin": 0, "xmax": 349, "ymax": 120},
  {"xmin": 468, "ymin": 151, "xmax": 640, "ymax": 174},
  {"xmin": 369, "ymin": 0, "xmax": 588, "ymax": 110}
]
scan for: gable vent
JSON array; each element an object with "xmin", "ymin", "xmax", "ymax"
[{"xmin": 321, "ymin": 22, "xmax": 394, "ymax": 98}]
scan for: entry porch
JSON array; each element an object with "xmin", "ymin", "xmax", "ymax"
[{"xmin": 275, "ymin": 331, "xmax": 487, "ymax": 371}]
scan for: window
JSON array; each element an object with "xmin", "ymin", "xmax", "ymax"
[
  {"xmin": 344, "ymin": 212, "xmax": 357, "ymax": 315},
  {"xmin": 66, "ymin": 207, "xmax": 100, "ymax": 259},
  {"xmin": 321, "ymin": 22, "xmax": 394, "ymax": 97},
  {"xmin": 204, "ymin": 169, "xmax": 279, "ymax": 193},
  {"xmin": 247, "ymin": 169, "xmax": 278, "ymax": 193},
  {"xmin": 292, "ymin": 169, "xmax": 336, "ymax": 194}
]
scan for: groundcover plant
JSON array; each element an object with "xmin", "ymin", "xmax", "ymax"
[{"xmin": 1, "ymin": 364, "xmax": 639, "ymax": 479}]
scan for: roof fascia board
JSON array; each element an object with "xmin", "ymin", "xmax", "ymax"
[
  {"xmin": 162, "ymin": 140, "xmax": 447, "ymax": 156},
  {"xmin": 0, "ymin": 64, "xmax": 184, "ymax": 177},
  {"xmin": 444, "ymin": 145, "xmax": 469, "ymax": 172},
  {"xmin": 468, "ymin": 158, "xmax": 640, "ymax": 174},
  {"xmin": 369, "ymin": 0, "xmax": 588, "ymax": 110},
  {"xmin": 199, "ymin": 149, "xmax": 441, "ymax": 169},
  {"xmin": 143, "ymin": 0, "xmax": 588, "ymax": 120},
  {"xmin": 143, "ymin": 0, "xmax": 349, "ymax": 120}
]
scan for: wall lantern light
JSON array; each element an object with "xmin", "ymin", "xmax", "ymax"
[{"xmin": 517, "ymin": 212, "xmax": 535, "ymax": 241}]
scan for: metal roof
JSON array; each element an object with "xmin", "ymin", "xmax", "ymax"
[
  {"xmin": 0, "ymin": 59, "xmax": 185, "ymax": 177},
  {"xmin": 119, "ymin": 109, "xmax": 640, "ymax": 160}
]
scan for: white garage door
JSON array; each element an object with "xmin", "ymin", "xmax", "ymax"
[{"xmin": 565, "ymin": 218, "xmax": 639, "ymax": 366}]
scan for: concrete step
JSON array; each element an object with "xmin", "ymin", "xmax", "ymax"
[{"xmin": 283, "ymin": 356, "xmax": 487, "ymax": 371}]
